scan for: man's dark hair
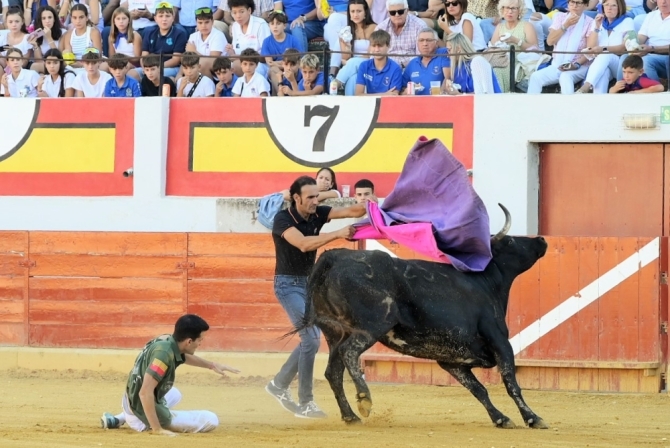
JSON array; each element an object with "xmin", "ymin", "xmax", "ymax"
[
  {"xmin": 213, "ymin": 56, "xmax": 232, "ymax": 72},
  {"xmin": 354, "ymin": 178, "xmax": 374, "ymax": 192},
  {"xmin": 143, "ymin": 54, "xmax": 160, "ymax": 68},
  {"xmin": 622, "ymin": 54, "xmax": 643, "ymax": 70},
  {"xmin": 239, "ymin": 47, "xmax": 260, "ymax": 64},
  {"xmin": 173, "ymin": 314, "xmax": 209, "ymax": 342},
  {"xmin": 108, "ymin": 53, "xmax": 128, "ymax": 70},
  {"xmin": 289, "ymin": 176, "xmax": 317, "ymax": 206},
  {"xmin": 227, "ymin": 0, "xmax": 255, "ymax": 13}
]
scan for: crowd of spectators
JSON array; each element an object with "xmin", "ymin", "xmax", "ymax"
[{"xmin": 0, "ymin": 0, "xmax": 667, "ymax": 97}]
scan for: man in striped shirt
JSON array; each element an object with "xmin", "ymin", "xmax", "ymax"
[
  {"xmin": 100, "ymin": 314, "xmax": 240, "ymax": 436},
  {"xmin": 375, "ymin": 0, "xmax": 425, "ymax": 68}
]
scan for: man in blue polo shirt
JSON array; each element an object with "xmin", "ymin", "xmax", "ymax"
[
  {"xmin": 402, "ymin": 27, "xmax": 449, "ymax": 95},
  {"xmin": 140, "ymin": 1, "xmax": 189, "ymax": 78},
  {"xmin": 355, "ymin": 30, "xmax": 403, "ymax": 95}
]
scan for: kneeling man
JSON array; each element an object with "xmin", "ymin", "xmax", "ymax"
[{"xmin": 100, "ymin": 314, "xmax": 240, "ymax": 436}]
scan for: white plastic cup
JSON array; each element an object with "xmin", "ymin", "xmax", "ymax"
[{"xmin": 342, "ymin": 185, "xmax": 350, "ymax": 198}]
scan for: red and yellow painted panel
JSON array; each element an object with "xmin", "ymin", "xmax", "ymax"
[
  {"xmin": 0, "ymin": 99, "xmax": 133, "ymax": 196},
  {"xmin": 166, "ymin": 97, "xmax": 474, "ymax": 197}
]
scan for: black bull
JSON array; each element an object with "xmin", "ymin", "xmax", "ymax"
[{"xmin": 292, "ymin": 205, "xmax": 549, "ymax": 428}]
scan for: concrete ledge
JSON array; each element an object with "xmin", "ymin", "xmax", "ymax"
[{"xmin": 0, "ymin": 347, "xmax": 329, "ymax": 379}]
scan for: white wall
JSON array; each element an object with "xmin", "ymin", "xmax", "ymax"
[{"xmin": 0, "ymin": 95, "xmax": 667, "ymax": 234}]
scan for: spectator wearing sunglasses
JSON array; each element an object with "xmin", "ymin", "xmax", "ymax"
[
  {"xmin": 73, "ymin": 47, "xmax": 113, "ymax": 96},
  {"xmin": 375, "ymin": 0, "xmax": 425, "ymax": 68},
  {"xmin": 173, "ymin": 0, "xmax": 214, "ymax": 34},
  {"xmin": 139, "ymin": 1, "xmax": 188, "ymax": 77},
  {"xmin": 186, "ymin": 6, "xmax": 227, "ymax": 76},
  {"xmin": 437, "ymin": 0, "xmax": 486, "ymax": 50}
]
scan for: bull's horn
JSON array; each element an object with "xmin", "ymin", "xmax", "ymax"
[{"xmin": 492, "ymin": 203, "xmax": 512, "ymax": 241}]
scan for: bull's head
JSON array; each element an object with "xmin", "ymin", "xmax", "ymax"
[{"xmin": 490, "ymin": 204, "xmax": 547, "ymax": 278}]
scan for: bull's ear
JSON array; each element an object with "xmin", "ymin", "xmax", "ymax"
[{"xmin": 491, "ymin": 203, "xmax": 511, "ymax": 243}]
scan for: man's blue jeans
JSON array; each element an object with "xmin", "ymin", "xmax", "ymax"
[
  {"xmin": 286, "ymin": 20, "xmax": 325, "ymax": 55},
  {"xmin": 272, "ymin": 275, "xmax": 321, "ymax": 405}
]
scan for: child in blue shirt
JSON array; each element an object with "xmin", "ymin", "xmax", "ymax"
[
  {"xmin": 272, "ymin": 48, "xmax": 303, "ymax": 95},
  {"xmin": 213, "ymin": 56, "xmax": 238, "ymax": 97},
  {"xmin": 355, "ymin": 30, "xmax": 403, "ymax": 96},
  {"xmin": 278, "ymin": 53, "xmax": 324, "ymax": 96},
  {"xmin": 104, "ymin": 54, "xmax": 142, "ymax": 97}
]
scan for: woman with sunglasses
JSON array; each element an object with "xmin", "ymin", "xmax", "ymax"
[
  {"xmin": 488, "ymin": 0, "xmax": 539, "ymax": 91},
  {"xmin": 437, "ymin": 0, "xmax": 487, "ymax": 50},
  {"xmin": 37, "ymin": 48, "xmax": 76, "ymax": 97},
  {"xmin": 0, "ymin": 8, "xmax": 32, "ymax": 69},
  {"xmin": 576, "ymin": 0, "xmax": 632, "ymax": 93},
  {"xmin": 444, "ymin": 32, "xmax": 501, "ymax": 93},
  {"xmin": 28, "ymin": 6, "xmax": 65, "ymax": 74},
  {"xmin": 61, "ymin": 4, "xmax": 103, "ymax": 68},
  {"xmin": 334, "ymin": 0, "xmax": 377, "ymax": 95},
  {"xmin": 1, "ymin": 47, "xmax": 40, "ymax": 97}
]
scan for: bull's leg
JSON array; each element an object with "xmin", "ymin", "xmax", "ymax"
[
  {"xmin": 338, "ymin": 333, "xmax": 377, "ymax": 418},
  {"xmin": 322, "ymin": 330, "xmax": 360, "ymax": 423},
  {"xmin": 490, "ymin": 338, "xmax": 548, "ymax": 429},
  {"xmin": 437, "ymin": 363, "xmax": 516, "ymax": 429}
]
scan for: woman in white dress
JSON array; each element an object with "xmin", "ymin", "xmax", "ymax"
[{"xmin": 576, "ymin": 0, "xmax": 633, "ymax": 93}]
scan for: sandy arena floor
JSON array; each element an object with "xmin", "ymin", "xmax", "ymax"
[{"xmin": 1, "ymin": 368, "xmax": 668, "ymax": 448}]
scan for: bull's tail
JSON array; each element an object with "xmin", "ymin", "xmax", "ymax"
[{"xmin": 282, "ymin": 250, "xmax": 337, "ymax": 339}]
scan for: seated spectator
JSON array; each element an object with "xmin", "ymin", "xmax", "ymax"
[
  {"xmin": 103, "ymin": 53, "xmax": 142, "ymax": 95},
  {"xmin": 186, "ymin": 6, "xmax": 227, "ymax": 77},
  {"xmin": 322, "ymin": 0, "xmax": 351, "ymax": 78},
  {"xmin": 630, "ymin": 0, "xmax": 670, "ymax": 82},
  {"xmin": 444, "ymin": 32, "xmax": 501, "ymax": 93},
  {"xmin": 59, "ymin": 0, "xmax": 103, "ymax": 32},
  {"xmin": 577, "ymin": 0, "xmax": 633, "ymax": 93},
  {"xmin": 118, "ymin": 0, "xmax": 156, "ymax": 39},
  {"xmin": 23, "ymin": 0, "xmax": 57, "ymax": 29},
  {"xmin": 437, "ymin": 0, "xmax": 486, "ymax": 50},
  {"xmin": 213, "ymin": 55, "xmax": 238, "ymax": 95},
  {"xmin": 527, "ymin": 0, "xmax": 593, "ymax": 94},
  {"xmin": 355, "ymin": 29, "xmax": 403, "ymax": 94},
  {"xmin": 0, "ymin": 47, "xmax": 39, "ymax": 96},
  {"xmin": 488, "ymin": 0, "xmax": 540, "ymax": 92},
  {"xmin": 402, "ymin": 27, "xmax": 449, "ymax": 94},
  {"xmin": 334, "ymin": 0, "xmax": 378, "ymax": 95},
  {"xmin": 28, "ymin": 6, "xmax": 64, "ymax": 74},
  {"xmin": 37, "ymin": 48, "xmax": 77, "ymax": 97},
  {"xmin": 173, "ymin": 0, "xmax": 214, "ymax": 35},
  {"xmin": 273, "ymin": 0, "xmax": 323, "ymax": 54},
  {"xmin": 272, "ymin": 47, "xmax": 303, "ymax": 94},
  {"xmin": 60, "ymin": 4, "xmax": 104, "ymax": 67},
  {"xmin": 176, "ymin": 50, "xmax": 216, "ymax": 95},
  {"xmin": 467, "ymin": 0, "xmax": 499, "ymax": 22},
  {"xmin": 228, "ymin": 0, "xmax": 271, "ymax": 77},
  {"xmin": 609, "ymin": 53, "xmax": 663, "ymax": 92},
  {"xmin": 315, "ymin": 167, "xmax": 341, "ymax": 199},
  {"xmin": 213, "ymin": 0, "xmax": 272, "ymax": 39},
  {"xmin": 406, "ymin": 0, "xmax": 445, "ymax": 31},
  {"xmin": 232, "ymin": 47, "xmax": 270, "ymax": 96},
  {"xmin": 375, "ymin": 0, "xmax": 424, "ymax": 68},
  {"xmin": 104, "ymin": 7, "xmax": 142, "ymax": 79},
  {"xmin": 262, "ymin": 10, "xmax": 304, "ymax": 83},
  {"xmin": 278, "ymin": 52, "xmax": 324, "ymax": 95},
  {"xmin": 0, "ymin": 7, "xmax": 32, "ymax": 69},
  {"xmin": 139, "ymin": 53, "xmax": 177, "ymax": 95},
  {"xmin": 354, "ymin": 178, "xmax": 376, "ymax": 203},
  {"xmin": 73, "ymin": 48, "xmax": 113, "ymax": 96},
  {"xmin": 139, "ymin": 2, "xmax": 188, "ymax": 77}
]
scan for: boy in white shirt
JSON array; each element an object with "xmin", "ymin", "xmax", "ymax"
[
  {"xmin": 73, "ymin": 48, "xmax": 113, "ymax": 98},
  {"xmin": 228, "ymin": 0, "xmax": 270, "ymax": 77},
  {"xmin": 186, "ymin": 6, "xmax": 228, "ymax": 77},
  {"xmin": 232, "ymin": 48, "xmax": 270, "ymax": 97},
  {"xmin": 177, "ymin": 51, "xmax": 216, "ymax": 97},
  {"xmin": 0, "ymin": 47, "xmax": 40, "ymax": 97}
]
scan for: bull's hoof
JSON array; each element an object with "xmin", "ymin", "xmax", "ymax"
[
  {"xmin": 528, "ymin": 418, "xmax": 549, "ymax": 429},
  {"xmin": 494, "ymin": 417, "xmax": 516, "ymax": 429},
  {"xmin": 343, "ymin": 415, "xmax": 362, "ymax": 425},
  {"xmin": 357, "ymin": 393, "xmax": 373, "ymax": 418}
]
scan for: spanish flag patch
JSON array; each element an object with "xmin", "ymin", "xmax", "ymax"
[{"xmin": 149, "ymin": 359, "xmax": 168, "ymax": 377}]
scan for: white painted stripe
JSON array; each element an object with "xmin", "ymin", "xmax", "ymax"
[
  {"xmin": 365, "ymin": 240, "xmax": 398, "ymax": 258},
  {"xmin": 509, "ymin": 237, "xmax": 660, "ymax": 355}
]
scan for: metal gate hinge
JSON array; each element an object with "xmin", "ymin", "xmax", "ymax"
[
  {"xmin": 18, "ymin": 260, "xmax": 35, "ymax": 268},
  {"xmin": 176, "ymin": 262, "xmax": 195, "ymax": 269},
  {"xmin": 661, "ymin": 322, "xmax": 668, "ymax": 334},
  {"xmin": 661, "ymin": 272, "xmax": 668, "ymax": 285}
]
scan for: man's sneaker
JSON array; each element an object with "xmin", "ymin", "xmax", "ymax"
[
  {"xmin": 265, "ymin": 380, "xmax": 299, "ymax": 414},
  {"xmin": 100, "ymin": 412, "xmax": 120, "ymax": 429},
  {"xmin": 295, "ymin": 401, "xmax": 327, "ymax": 419}
]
